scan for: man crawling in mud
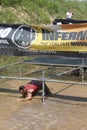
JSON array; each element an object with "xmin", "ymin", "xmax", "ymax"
[{"xmin": 17, "ymin": 80, "xmax": 51, "ymax": 101}]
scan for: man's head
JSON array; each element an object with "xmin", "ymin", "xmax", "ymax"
[
  {"xmin": 19, "ymin": 86, "xmax": 25, "ymax": 94},
  {"xmin": 19, "ymin": 86, "xmax": 25, "ymax": 91}
]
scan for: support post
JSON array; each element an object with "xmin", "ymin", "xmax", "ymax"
[
  {"xmin": 42, "ymin": 70, "xmax": 45, "ymax": 103},
  {"xmin": 81, "ymin": 59, "xmax": 84, "ymax": 83},
  {"xmin": 19, "ymin": 57, "xmax": 22, "ymax": 77}
]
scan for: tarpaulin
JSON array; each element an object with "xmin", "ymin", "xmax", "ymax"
[{"xmin": 53, "ymin": 19, "xmax": 87, "ymax": 25}]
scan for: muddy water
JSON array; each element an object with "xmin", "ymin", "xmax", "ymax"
[{"xmin": 0, "ymin": 79, "xmax": 87, "ymax": 130}]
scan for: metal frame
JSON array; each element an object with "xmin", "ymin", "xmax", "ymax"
[{"xmin": 0, "ymin": 57, "xmax": 87, "ymax": 103}]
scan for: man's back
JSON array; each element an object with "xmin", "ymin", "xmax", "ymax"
[{"xmin": 28, "ymin": 80, "xmax": 42, "ymax": 89}]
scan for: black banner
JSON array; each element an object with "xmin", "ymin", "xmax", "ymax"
[
  {"xmin": 0, "ymin": 23, "xmax": 87, "ymax": 58},
  {"xmin": 0, "ymin": 24, "xmax": 37, "ymax": 50}
]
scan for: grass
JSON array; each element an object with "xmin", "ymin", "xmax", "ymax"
[{"xmin": 0, "ymin": 0, "xmax": 87, "ymax": 24}]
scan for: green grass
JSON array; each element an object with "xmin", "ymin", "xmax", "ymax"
[{"xmin": 0, "ymin": 0, "xmax": 87, "ymax": 24}]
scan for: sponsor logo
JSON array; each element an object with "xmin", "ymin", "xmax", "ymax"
[
  {"xmin": 0, "ymin": 27, "xmax": 12, "ymax": 38},
  {"xmin": 12, "ymin": 25, "xmax": 37, "ymax": 49},
  {"xmin": 0, "ymin": 27, "xmax": 12, "ymax": 45},
  {"xmin": 42, "ymin": 29, "xmax": 87, "ymax": 41}
]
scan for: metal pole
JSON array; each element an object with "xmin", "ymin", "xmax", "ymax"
[
  {"xmin": 1, "ymin": 75, "xmax": 87, "ymax": 85},
  {"xmin": 42, "ymin": 70, "xmax": 45, "ymax": 103},
  {"xmin": 81, "ymin": 59, "xmax": 84, "ymax": 83},
  {"xmin": 19, "ymin": 57, "xmax": 22, "ymax": 77}
]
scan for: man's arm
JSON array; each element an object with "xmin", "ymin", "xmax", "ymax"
[
  {"xmin": 17, "ymin": 90, "xmax": 33, "ymax": 102},
  {"xmin": 17, "ymin": 93, "xmax": 32, "ymax": 101}
]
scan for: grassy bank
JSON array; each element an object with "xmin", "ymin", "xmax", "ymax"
[{"xmin": 0, "ymin": 0, "xmax": 87, "ymax": 24}]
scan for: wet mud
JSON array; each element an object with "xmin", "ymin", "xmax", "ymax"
[{"xmin": 0, "ymin": 79, "xmax": 87, "ymax": 130}]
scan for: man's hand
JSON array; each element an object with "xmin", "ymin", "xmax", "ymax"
[
  {"xmin": 17, "ymin": 98, "xmax": 23, "ymax": 102},
  {"xmin": 17, "ymin": 97, "xmax": 32, "ymax": 102}
]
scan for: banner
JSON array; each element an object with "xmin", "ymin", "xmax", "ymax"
[{"xmin": 0, "ymin": 23, "xmax": 87, "ymax": 56}]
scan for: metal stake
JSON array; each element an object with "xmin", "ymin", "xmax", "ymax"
[
  {"xmin": 19, "ymin": 56, "xmax": 22, "ymax": 77},
  {"xmin": 42, "ymin": 70, "xmax": 45, "ymax": 103},
  {"xmin": 81, "ymin": 58, "xmax": 84, "ymax": 83}
]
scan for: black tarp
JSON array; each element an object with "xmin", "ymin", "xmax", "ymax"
[{"xmin": 53, "ymin": 19, "xmax": 87, "ymax": 25}]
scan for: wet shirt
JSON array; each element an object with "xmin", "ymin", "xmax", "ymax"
[{"xmin": 24, "ymin": 80, "xmax": 42, "ymax": 94}]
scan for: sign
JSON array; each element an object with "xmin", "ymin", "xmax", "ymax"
[{"xmin": 0, "ymin": 23, "xmax": 87, "ymax": 53}]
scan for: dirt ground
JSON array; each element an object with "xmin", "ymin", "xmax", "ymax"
[{"xmin": 0, "ymin": 79, "xmax": 87, "ymax": 130}]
